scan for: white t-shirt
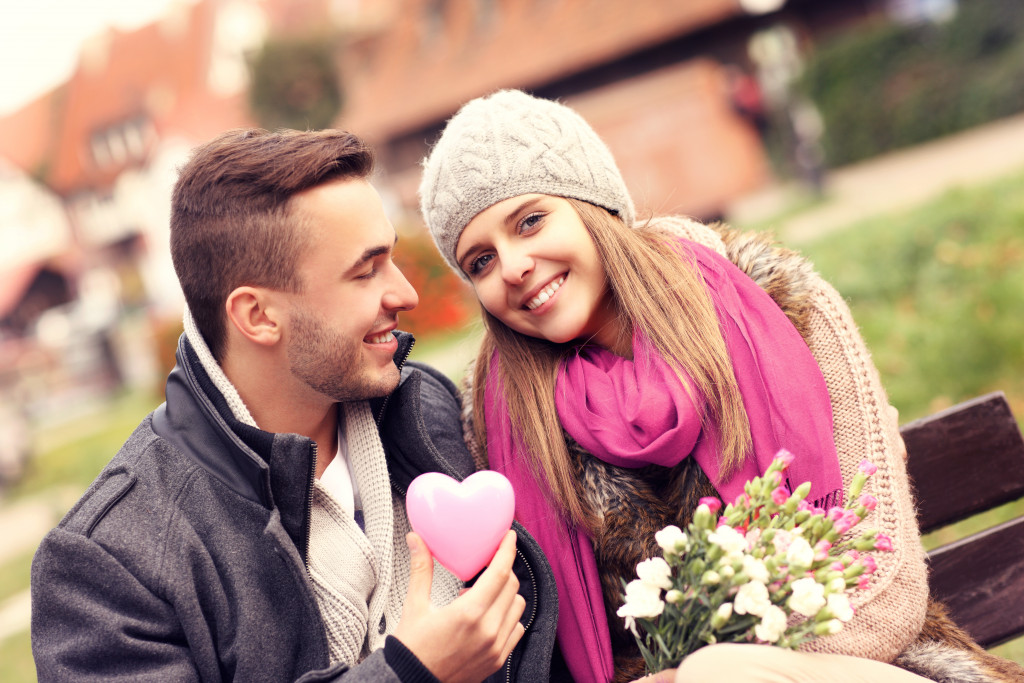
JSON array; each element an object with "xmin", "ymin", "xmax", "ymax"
[{"xmin": 318, "ymin": 424, "xmax": 361, "ymax": 517}]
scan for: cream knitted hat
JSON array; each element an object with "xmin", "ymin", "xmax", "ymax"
[{"xmin": 419, "ymin": 89, "xmax": 635, "ymax": 276}]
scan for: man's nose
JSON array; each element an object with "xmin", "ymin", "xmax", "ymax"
[{"xmin": 382, "ymin": 261, "xmax": 419, "ymax": 312}]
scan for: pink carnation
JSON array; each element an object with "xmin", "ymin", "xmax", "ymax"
[
  {"xmin": 858, "ymin": 460, "xmax": 878, "ymax": 475},
  {"xmin": 814, "ymin": 540, "xmax": 832, "ymax": 562},
  {"xmin": 771, "ymin": 487, "xmax": 790, "ymax": 505},
  {"xmin": 834, "ymin": 510, "xmax": 861, "ymax": 535},
  {"xmin": 858, "ymin": 494, "xmax": 878, "ymax": 511},
  {"xmin": 797, "ymin": 500, "xmax": 813, "ymax": 512},
  {"xmin": 857, "ymin": 575, "xmax": 872, "ymax": 590},
  {"xmin": 831, "ymin": 561, "xmax": 846, "ymax": 572},
  {"xmin": 860, "ymin": 555, "xmax": 878, "ymax": 574},
  {"xmin": 827, "ymin": 507, "xmax": 845, "ymax": 522},
  {"xmin": 700, "ymin": 497, "xmax": 722, "ymax": 514},
  {"xmin": 775, "ymin": 449, "xmax": 796, "ymax": 469},
  {"xmin": 874, "ymin": 534, "xmax": 894, "ymax": 552}
]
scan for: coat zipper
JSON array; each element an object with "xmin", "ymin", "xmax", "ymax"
[
  {"xmin": 304, "ymin": 441, "xmax": 318, "ymax": 566},
  {"xmin": 504, "ymin": 546, "xmax": 538, "ymax": 683},
  {"xmin": 375, "ymin": 337, "xmax": 415, "ymax": 428},
  {"xmin": 304, "ymin": 334, "xmax": 412, "ymax": 565}
]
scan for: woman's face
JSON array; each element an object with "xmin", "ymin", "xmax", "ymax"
[{"xmin": 455, "ymin": 194, "xmax": 620, "ymax": 347}]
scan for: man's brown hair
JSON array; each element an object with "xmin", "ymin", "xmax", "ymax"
[{"xmin": 170, "ymin": 128, "xmax": 374, "ymax": 361}]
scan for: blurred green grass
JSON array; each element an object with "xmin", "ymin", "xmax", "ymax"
[
  {"xmin": 2, "ymin": 171, "xmax": 1024, "ymax": 678},
  {"xmin": 774, "ymin": 171, "xmax": 1024, "ymax": 665}
]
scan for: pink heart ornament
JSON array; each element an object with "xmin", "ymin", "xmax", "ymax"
[{"xmin": 405, "ymin": 471, "xmax": 515, "ymax": 581}]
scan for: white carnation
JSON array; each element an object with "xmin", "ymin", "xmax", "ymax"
[
  {"xmin": 655, "ymin": 525, "xmax": 688, "ymax": 555},
  {"xmin": 707, "ymin": 525, "xmax": 748, "ymax": 558},
  {"xmin": 788, "ymin": 577, "xmax": 826, "ymax": 617},
  {"xmin": 754, "ymin": 605, "xmax": 788, "ymax": 643},
  {"xmin": 742, "ymin": 554, "xmax": 770, "ymax": 584},
  {"xmin": 827, "ymin": 592, "xmax": 855, "ymax": 622},
  {"xmin": 636, "ymin": 557, "xmax": 673, "ymax": 590},
  {"xmin": 617, "ymin": 579, "xmax": 665, "ymax": 620},
  {"xmin": 786, "ymin": 536, "xmax": 815, "ymax": 569},
  {"xmin": 733, "ymin": 580, "xmax": 771, "ymax": 617}
]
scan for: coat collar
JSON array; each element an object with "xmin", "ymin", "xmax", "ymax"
[{"xmin": 152, "ymin": 330, "xmax": 416, "ymax": 558}]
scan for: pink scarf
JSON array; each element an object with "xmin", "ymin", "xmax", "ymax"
[{"xmin": 484, "ymin": 240, "xmax": 840, "ymax": 682}]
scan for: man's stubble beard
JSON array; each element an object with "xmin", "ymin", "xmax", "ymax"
[{"xmin": 287, "ymin": 307, "xmax": 399, "ymax": 403}]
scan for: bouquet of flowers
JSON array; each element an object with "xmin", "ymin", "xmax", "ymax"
[{"xmin": 617, "ymin": 450, "xmax": 892, "ymax": 674}]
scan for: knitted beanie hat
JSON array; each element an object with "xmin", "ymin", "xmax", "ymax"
[{"xmin": 419, "ymin": 89, "xmax": 635, "ymax": 276}]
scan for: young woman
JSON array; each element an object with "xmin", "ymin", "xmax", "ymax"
[{"xmin": 418, "ymin": 90, "xmax": 998, "ymax": 683}]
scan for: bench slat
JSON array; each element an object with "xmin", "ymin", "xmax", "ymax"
[
  {"xmin": 926, "ymin": 514, "xmax": 1024, "ymax": 648},
  {"xmin": 901, "ymin": 392, "xmax": 1024, "ymax": 534}
]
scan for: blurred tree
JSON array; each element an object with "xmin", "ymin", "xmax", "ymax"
[
  {"xmin": 247, "ymin": 35, "xmax": 342, "ymax": 130},
  {"xmin": 390, "ymin": 225, "xmax": 474, "ymax": 339},
  {"xmin": 797, "ymin": 0, "xmax": 1024, "ymax": 167}
]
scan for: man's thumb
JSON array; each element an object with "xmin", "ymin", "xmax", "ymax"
[{"xmin": 405, "ymin": 532, "xmax": 434, "ymax": 597}]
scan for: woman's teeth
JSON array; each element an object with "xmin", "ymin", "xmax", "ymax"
[
  {"xmin": 366, "ymin": 331, "xmax": 394, "ymax": 344},
  {"xmin": 526, "ymin": 275, "xmax": 566, "ymax": 310}
]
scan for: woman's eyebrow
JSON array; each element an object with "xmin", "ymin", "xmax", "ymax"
[{"xmin": 502, "ymin": 197, "xmax": 544, "ymax": 228}]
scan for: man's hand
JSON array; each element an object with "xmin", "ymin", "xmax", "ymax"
[{"xmin": 394, "ymin": 530, "xmax": 526, "ymax": 683}]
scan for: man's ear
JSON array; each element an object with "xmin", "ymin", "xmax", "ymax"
[{"xmin": 225, "ymin": 286, "xmax": 282, "ymax": 347}]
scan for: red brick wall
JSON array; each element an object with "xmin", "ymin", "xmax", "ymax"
[{"xmin": 567, "ymin": 59, "xmax": 769, "ymax": 219}]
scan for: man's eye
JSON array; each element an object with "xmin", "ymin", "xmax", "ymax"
[
  {"xmin": 357, "ymin": 268, "xmax": 377, "ymax": 280},
  {"xmin": 469, "ymin": 253, "xmax": 494, "ymax": 275}
]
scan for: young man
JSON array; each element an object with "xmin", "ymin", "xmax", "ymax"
[{"xmin": 30, "ymin": 129, "xmax": 557, "ymax": 682}]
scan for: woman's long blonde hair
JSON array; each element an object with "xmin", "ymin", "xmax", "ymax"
[{"xmin": 471, "ymin": 199, "xmax": 752, "ymax": 532}]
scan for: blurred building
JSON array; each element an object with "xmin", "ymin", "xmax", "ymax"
[
  {"xmin": 335, "ymin": 0, "xmax": 888, "ymax": 222},
  {"xmin": 0, "ymin": 0, "xmax": 887, "ymax": 423}
]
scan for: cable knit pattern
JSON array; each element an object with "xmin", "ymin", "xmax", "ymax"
[
  {"xmin": 655, "ymin": 218, "xmax": 929, "ymax": 662},
  {"xmin": 310, "ymin": 402, "xmax": 463, "ymax": 665},
  {"xmin": 419, "ymin": 90, "xmax": 636, "ymax": 278},
  {"xmin": 308, "ymin": 481, "xmax": 378, "ymax": 663}
]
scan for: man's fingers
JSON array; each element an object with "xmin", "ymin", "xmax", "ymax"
[
  {"xmin": 499, "ymin": 621, "xmax": 526, "ymax": 665},
  {"xmin": 468, "ymin": 531, "xmax": 517, "ymax": 598}
]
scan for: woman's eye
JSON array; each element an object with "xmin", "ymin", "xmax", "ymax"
[
  {"xmin": 469, "ymin": 253, "xmax": 494, "ymax": 275},
  {"xmin": 519, "ymin": 213, "xmax": 544, "ymax": 233}
]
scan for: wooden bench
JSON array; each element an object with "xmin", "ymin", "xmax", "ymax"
[{"xmin": 900, "ymin": 391, "xmax": 1024, "ymax": 649}]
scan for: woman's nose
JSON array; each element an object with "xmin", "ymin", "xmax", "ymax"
[{"xmin": 500, "ymin": 247, "xmax": 533, "ymax": 285}]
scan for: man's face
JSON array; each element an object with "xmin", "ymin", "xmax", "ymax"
[{"xmin": 283, "ymin": 178, "xmax": 418, "ymax": 402}]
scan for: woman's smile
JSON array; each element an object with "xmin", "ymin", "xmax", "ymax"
[
  {"xmin": 456, "ymin": 194, "xmax": 620, "ymax": 347},
  {"xmin": 524, "ymin": 274, "xmax": 567, "ymax": 311}
]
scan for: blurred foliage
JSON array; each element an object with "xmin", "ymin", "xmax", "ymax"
[
  {"xmin": 0, "ymin": 631, "xmax": 34, "ymax": 683},
  {"xmin": 798, "ymin": 0, "xmax": 1024, "ymax": 167},
  {"xmin": 248, "ymin": 34, "xmax": 342, "ymax": 130},
  {"xmin": 391, "ymin": 226, "xmax": 475, "ymax": 339},
  {"xmin": 8, "ymin": 389, "xmax": 161, "ymax": 503},
  {"xmin": 797, "ymin": 172, "xmax": 1024, "ymax": 423}
]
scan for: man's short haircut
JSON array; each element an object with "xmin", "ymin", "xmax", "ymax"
[{"xmin": 170, "ymin": 128, "xmax": 374, "ymax": 361}]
